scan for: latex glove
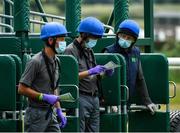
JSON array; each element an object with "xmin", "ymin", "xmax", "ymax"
[
  {"xmin": 56, "ymin": 108, "xmax": 67, "ymax": 128},
  {"xmin": 147, "ymin": 103, "xmax": 158, "ymax": 115},
  {"xmin": 40, "ymin": 93, "xmax": 59, "ymax": 105},
  {"xmin": 88, "ymin": 65, "xmax": 106, "ymax": 76},
  {"xmin": 105, "ymin": 68, "xmax": 114, "ymax": 77},
  {"xmin": 112, "ymin": 106, "xmax": 118, "ymax": 112}
]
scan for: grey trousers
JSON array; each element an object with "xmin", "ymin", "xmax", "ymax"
[
  {"xmin": 79, "ymin": 94, "xmax": 100, "ymax": 132},
  {"xmin": 24, "ymin": 107, "xmax": 60, "ymax": 132}
]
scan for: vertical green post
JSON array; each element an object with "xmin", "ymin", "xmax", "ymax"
[
  {"xmin": 65, "ymin": 0, "xmax": 81, "ymax": 38},
  {"xmin": 114, "ymin": 0, "xmax": 129, "ymax": 32},
  {"xmin": 114, "ymin": 1, "xmax": 129, "ymax": 132},
  {"xmin": 144, "ymin": 0, "xmax": 154, "ymax": 53},
  {"xmin": 14, "ymin": 0, "xmax": 30, "ymax": 57},
  {"xmin": 3, "ymin": 0, "xmax": 11, "ymax": 32}
]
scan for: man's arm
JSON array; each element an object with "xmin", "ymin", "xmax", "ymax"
[
  {"xmin": 18, "ymin": 59, "xmax": 41, "ymax": 100},
  {"xmin": 18, "ymin": 83, "xmax": 41, "ymax": 100},
  {"xmin": 136, "ymin": 61, "xmax": 152, "ymax": 105}
]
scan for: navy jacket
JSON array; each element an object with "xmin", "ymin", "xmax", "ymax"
[{"xmin": 103, "ymin": 43, "xmax": 152, "ymax": 105}]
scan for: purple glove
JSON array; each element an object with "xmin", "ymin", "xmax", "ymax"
[
  {"xmin": 105, "ymin": 68, "xmax": 114, "ymax": 76},
  {"xmin": 88, "ymin": 65, "xmax": 106, "ymax": 75},
  {"xmin": 56, "ymin": 108, "xmax": 67, "ymax": 128},
  {"xmin": 41, "ymin": 94, "xmax": 59, "ymax": 105}
]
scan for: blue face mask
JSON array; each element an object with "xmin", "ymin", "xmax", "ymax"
[
  {"xmin": 55, "ymin": 41, "xmax": 66, "ymax": 54},
  {"xmin": 85, "ymin": 39, "xmax": 97, "ymax": 48},
  {"xmin": 118, "ymin": 38, "xmax": 132, "ymax": 48}
]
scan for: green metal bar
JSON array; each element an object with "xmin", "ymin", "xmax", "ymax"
[
  {"xmin": 114, "ymin": 1, "xmax": 129, "ymax": 132},
  {"xmin": 14, "ymin": 0, "xmax": 30, "ymax": 32},
  {"xmin": 135, "ymin": 38, "xmax": 152, "ymax": 46},
  {"xmin": 66, "ymin": 0, "xmax": 81, "ymax": 38},
  {"xmin": 144, "ymin": 0, "xmax": 154, "ymax": 53},
  {"xmin": 4, "ymin": 0, "xmax": 11, "ymax": 32},
  {"xmin": 35, "ymin": 0, "xmax": 48, "ymax": 22},
  {"xmin": 114, "ymin": 0, "xmax": 129, "ymax": 33},
  {"xmin": 105, "ymin": 9, "xmax": 114, "ymax": 33},
  {"xmin": 14, "ymin": 0, "xmax": 30, "ymax": 56}
]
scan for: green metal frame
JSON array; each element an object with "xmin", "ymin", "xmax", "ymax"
[{"xmin": 3, "ymin": 0, "xmax": 12, "ymax": 32}]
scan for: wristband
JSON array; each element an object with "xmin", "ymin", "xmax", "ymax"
[{"xmin": 38, "ymin": 93, "xmax": 43, "ymax": 101}]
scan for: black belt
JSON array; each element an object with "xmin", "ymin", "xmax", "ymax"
[
  {"xmin": 28, "ymin": 104, "xmax": 50, "ymax": 109},
  {"xmin": 79, "ymin": 90, "xmax": 98, "ymax": 97}
]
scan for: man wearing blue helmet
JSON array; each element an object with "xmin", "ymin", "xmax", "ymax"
[
  {"xmin": 18, "ymin": 22, "xmax": 68, "ymax": 132},
  {"xmin": 103, "ymin": 19, "xmax": 157, "ymax": 114},
  {"xmin": 64, "ymin": 17, "xmax": 111, "ymax": 132}
]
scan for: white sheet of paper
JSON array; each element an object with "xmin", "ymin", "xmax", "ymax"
[
  {"xmin": 103, "ymin": 61, "xmax": 121, "ymax": 70},
  {"xmin": 60, "ymin": 92, "xmax": 75, "ymax": 102}
]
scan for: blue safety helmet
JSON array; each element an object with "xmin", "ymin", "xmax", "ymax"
[
  {"xmin": 118, "ymin": 19, "xmax": 140, "ymax": 38},
  {"xmin": 78, "ymin": 17, "xmax": 104, "ymax": 37},
  {"xmin": 40, "ymin": 22, "xmax": 68, "ymax": 40}
]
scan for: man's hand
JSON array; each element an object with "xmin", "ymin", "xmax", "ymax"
[
  {"xmin": 88, "ymin": 65, "xmax": 106, "ymax": 75},
  {"xmin": 39, "ymin": 93, "xmax": 59, "ymax": 105},
  {"xmin": 56, "ymin": 108, "xmax": 67, "ymax": 128},
  {"xmin": 112, "ymin": 106, "xmax": 118, "ymax": 112},
  {"xmin": 105, "ymin": 68, "xmax": 114, "ymax": 77},
  {"xmin": 147, "ymin": 103, "xmax": 158, "ymax": 115}
]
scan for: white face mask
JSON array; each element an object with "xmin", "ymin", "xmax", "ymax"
[
  {"xmin": 55, "ymin": 41, "xmax": 66, "ymax": 54},
  {"xmin": 118, "ymin": 37, "xmax": 132, "ymax": 48},
  {"xmin": 85, "ymin": 39, "xmax": 97, "ymax": 48}
]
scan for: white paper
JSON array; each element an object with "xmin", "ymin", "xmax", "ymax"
[
  {"xmin": 104, "ymin": 61, "xmax": 121, "ymax": 70},
  {"xmin": 60, "ymin": 92, "xmax": 75, "ymax": 102}
]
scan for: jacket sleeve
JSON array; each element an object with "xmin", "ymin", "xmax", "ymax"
[{"xmin": 136, "ymin": 61, "xmax": 152, "ymax": 105}]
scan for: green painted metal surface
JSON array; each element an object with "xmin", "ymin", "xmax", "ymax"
[
  {"xmin": 57, "ymin": 55, "xmax": 79, "ymax": 132},
  {"xmin": 66, "ymin": 0, "xmax": 81, "ymax": 38},
  {"xmin": 61, "ymin": 117, "xmax": 79, "ymax": 132},
  {"xmin": 100, "ymin": 113, "xmax": 121, "ymax": 132},
  {"xmin": 131, "ymin": 53, "xmax": 169, "ymax": 104},
  {"xmin": 10, "ymin": 54, "xmax": 23, "ymax": 110},
  {"xmin": 14, "ymin": 0, "xmax": 30, "ymax": 32},
  {"xmin": 115, "ymin": 54, "xmax": 127, "ymax": 132},
  {"xmin": 95, "ymin": 53, "xmax": 121, "ymax": 106},
  {"xmin": 144, "ymin": 0, "xmax": 154, "ymax": 52},
  {"xmin": 4, "ymin": 0, "xmax": 12, "ymax": 32},
  {"xmin": 0, "ymin": 119, "xmax": 23, "ymax": 132},
  {"xmin": 0, "ymin": 37, "xmax": 22, "ymax": 58},
  {"xmin": 58, "ymin": 55, "xmax": 78, "ymax": 86},
  {"xmin": 128, "ymin": 53, "xmax": 170, "ymax": 132},
  {"xmin": 29, "ymin": 37, "xmax": 44, "ymax": 54},
  {"xmin": 0, "ymin": 55, "xmax": 16, "ymax": 111},
  {"xmin": 114, "ymin": 0, "xmax": 129, "ymax": 32},
  {"xmin": 129, "ymin": 111, "xmax": 170, "ymax": 132},
  {"xmin": 0, "ymin": 120, "xmax": 16, "ymax": 132},
  {"xmin": 93, "ymin": 38, "xmax": 115, "ymax": 53}
]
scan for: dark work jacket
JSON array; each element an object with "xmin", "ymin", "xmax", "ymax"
[{"xmin": 103, "ymin": 43, "xmax": 152, "ymax": 105}]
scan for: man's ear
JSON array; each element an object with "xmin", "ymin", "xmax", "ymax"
[{"xmin": 48, "ymin": 38, "xmax": 53, "ymax": 45}]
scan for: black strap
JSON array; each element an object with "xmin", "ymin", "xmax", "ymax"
[
  {"xmin": 42, "ymin": 50, "xmax": 60, "ymax": 90},
  {"xmin": 42, "ymin": 50, "xmax": 61, "ymax": 120}
]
